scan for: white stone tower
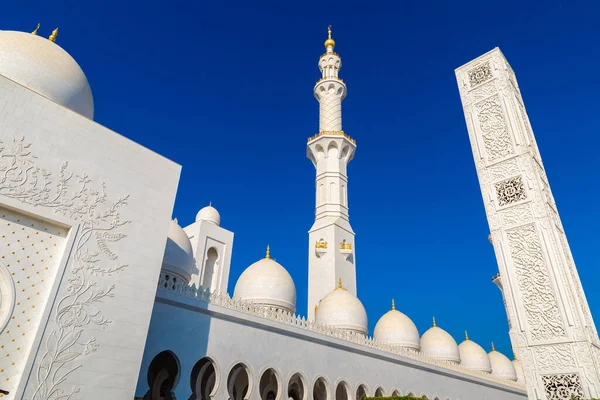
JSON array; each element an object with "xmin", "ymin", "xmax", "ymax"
[
  {"xmin": 456, "ymin": 48, "xmax": 600, "ymax": 400},
  {"xmin": 307, "ymin": 27, "xmax": 357, "ymax": 320}
]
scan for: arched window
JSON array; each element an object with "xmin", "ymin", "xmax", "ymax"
[
  {"xmin": 356, "ymin": 384, "xmax": 368, "ymax": 400},
  {"xmin": 190, "ymin": 357, "xmax": 217, "ymax": 400},
  {"xmin": 374, "ymin": 387, "xmax": 384, "ymax": 397},
  {"xmin": 202, "ymin": 247, "xmax": 219, "ymax": 290},
  {"xmin": 228, "ymin": 363, "xmax": 251, "ymax": 400},
  {"xmin": 259, "ymin": 368, "xmax": 280, "ymax": 400},
  {"xmin": 288, "ymin": 373, "xmax": 307, "ymax": 400},
  {"xmin": 391, "ymin": 390, "xmax": 401, "ymax": 397},
  {"xmin": 313, "ymin": 377, "xmax": 329, "ymax": 400},
  {"xmin": 335, "ymin": 381, "xmax": 351, "ymax": 400},
  {"xmin": 144, "ymin": 351, "xmax": 180, "ymax": 400}
]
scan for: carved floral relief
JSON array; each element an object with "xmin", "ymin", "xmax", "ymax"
[
  {"xmin": 475, "ymin": 95, "xmax": 515, "ymax": 162},
  {"xmin": 541, "ymin": 373, "xmax": 584, "ymax": 400},
  {"xmin": 495, "ymin": 175, "xmax": 527, "ymax": 207},
  {"xmin": 468, "ymin": 62, "xmax": 493, "ymax": 87}
]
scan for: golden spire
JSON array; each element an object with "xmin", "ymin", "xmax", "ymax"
[
  {"xmin": 491, "ymin": 342, "xmax": 496, "ymax": 352},
  {"xmin": 324, "ymin": 25, "xmax": 335, "ymax": 50},
  {"xmin": 391, "ymin": 299, "xmax": 395, "ymax": 310},
  {"xmin": 337, "ymin": 277, "xmax": 343, "ymax": 289},
  {"xmin": 49, "ymin": 27, "xmax": 58, "ymax": 43},
  {"xmin": 432, "ymin": 316, "xmax": 437, "ymax": 327},
  {"xmin": 32, "ymin": 23, "xmax": 40, "ymax": 35},
  {"xmin": 265, "ymin": 245, "xmax": 271, "ymax": 259},
  {"xmin": 465, "ymin": 330, "xmax": 469, "ymax": 341}
]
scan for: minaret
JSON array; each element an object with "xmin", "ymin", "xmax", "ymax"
[
  {"xmin": 307, "ymin": 27, "xmax": 357, "ymax": 320},
  {"xmin": 456, "ymin": 48, "xmax": 600, "ymax": 400}
]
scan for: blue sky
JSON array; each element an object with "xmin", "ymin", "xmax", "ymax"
[{"xmin": 4, "ymin": 1, "xmax": 599, "ymax": 357}]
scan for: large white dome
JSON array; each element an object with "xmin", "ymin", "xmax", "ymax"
[
  {"xmin": 233, "ymin": 247, "xmax": 296, "ymax": 313},
  {"xmin": 315, "ymin": 279, "xmax": 368, "ymax": 335},
  {"xmin": 420, "ymin": 320, "xmax": 460, "ymax": 364},
  {"xmin": 0, "ymin": 30, "xmax": 94, "ymax": 119},
  {"xmin": 489, "ymin": 346, "xmax": 518, "ymax": 381},
  {"xmin": 458, "ymin": 334, "xmax": 492, "ymax": 374},
  {"xmin": 373, "ymin": 300, "xmax": 420, "ymax": 351},
  {"xmin": 162, "ymin": 219, "xmax": 195, "ymax": 283},
  {"xmin": 196, "ymin": 203, "xmax": 220, "ymax": 226}
]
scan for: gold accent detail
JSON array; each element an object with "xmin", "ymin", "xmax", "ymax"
[
  {"xmin": 49, "ymin": 27, "xmax": 58, "ymax": 42},
  {"xmin": 324, "ymin": 25, "xmax": 335, "ymax": 49},
  {"xmin": 391, "ymin": 299, "xmax": 395, "ymax": 310},
  {"xmin": 265, "ymin": 245, "xmax": 271, "ymax": 259},
  {"xmin": 465, "ymin": 330, "xmax": 469, "ymax": 341},
  {"xmin": 340, "ymin": 241, "xmax": 352, "ymax": 250},
  {"xmin": 315, "ymin": 239, "xmax": 328, "ymax": 249},
  {"xmin": 307, "ymin": 130, "xmax": 356, "ymax": 145},
  {"xmin": 32, "ymin": 23, "xmax": 40, "ymax": 35},
  {"xmin": 491, "ymin": 342, "xmax": 496, "ymax": 352},
  {"xmin": 337, "ymin": 277, "xmax": 343, "ymax": 289},
  {"xmin": 432, "ymin": 316, "xmax": 436, "ymax": 327}
]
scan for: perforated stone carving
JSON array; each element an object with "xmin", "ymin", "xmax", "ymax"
[
  {"xmin": 541, "ymin": 373, "xmax": 584, "ymax": 400},
  {"xmin": 468, "ymin": 62, "xmax": 493, "ymax": 87},
  {"xmin": 495, "ymin": 175, "xmax": 527, "ymax": 206},
  {"xmin": 475, "ymin": 95, "xmax": 514, "ymax": 162}
]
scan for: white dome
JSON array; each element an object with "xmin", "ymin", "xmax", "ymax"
[
  {"xmin": 458, "ymin": 335, "xmax": 492, "ymax": 374},
  {"xmin": 512, "ymin": 358, "xmax": 525, "ymax": 385},
  {"xmin": 196, "ymin": 203, "xmax": 220, "ymax": 226},
  {"xmin": 420, "ymin": 321, "xmax": 460, "ymax": 364},
  {"xmin": 0, "ymin": 30, "xmax": 94, "ymax": 119},
  {"xmin": 489, "ymin": 347, "xmax": 518, "ymax": 381},
  {"xmin": 315, "ymin": 280, "xmax": 368, "ymax": 335},
  {"xmin": 233, "ymin": 247, "xmax": 296, "ymax": 313},
  {"xmin": 162, "ymin": 219, "xmax": 194, "ymax": 283},
  {"xmin": 374, "ymin": 301, "xmax": 420, "ymax": 351}
]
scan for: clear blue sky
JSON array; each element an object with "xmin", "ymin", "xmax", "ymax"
[{"xmin": 4, "ymin": 1, "xmax": 599, "ymax": 357}]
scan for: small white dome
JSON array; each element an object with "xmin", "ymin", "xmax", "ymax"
[
  {"xmin": 489, "ymin": 347, "xmax": 518, "ymax": 381},
  {"xmin": 512, "ymin": 358, "xmax": 525, "ymax": 385},
  {"xmin": 420, "ymin": 320, "xmax": 460, "ymax": 364},
  {"xmin": 233, "ymin": 247, "xmax": 296, "ymax": 313},
  {"xmin": 0, "ymin": 30, "xmax": 94, "ymax": 119},
  {"xmin": 458, "ymin": 334, "xmax": 492, "ymax": 374},
  {"xmin": 315, "ymin": 279, "xmax": 368, "ymax": 335},
  {"xmin": 196, "ymin": 203, "xmax": 220, "ymax": 226},
  {"xmin": 162, "ymin": 219, "xmax": 194, "ymax": 283},
  {"xmin": 374, "ymin": 300, "xmax": 420, "ymax": 351}
]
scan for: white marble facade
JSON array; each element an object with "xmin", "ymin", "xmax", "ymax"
[{"xmin": 0, "ymin": 26, "xmax": 595, "ymax": 400}]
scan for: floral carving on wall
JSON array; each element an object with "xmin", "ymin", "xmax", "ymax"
[
  {"xmin": 468, "ymin": 62, "xmax": 493, "ymax": 87},
  {"xmin": 506, "ymin": 224, "xmax": 565, "ymax": 341},
  {"xmin": 495, "ymin": 175, "xmax": 527, "ymax": 207},
  {"xmin": 475, "ymin": 95, "xmax": 515, "ymax": 162},
  {"xmin": 0, "ymin": 137, "xmax": 130, "ymax": 400},
  {"xmin": 541, "ymin": 373, "xmax": 584, "ymax": 400},
  {"xmin": 533, "ymin": 344, "xmax": 576, "ymax": 370}
]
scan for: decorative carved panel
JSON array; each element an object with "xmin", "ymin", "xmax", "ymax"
[
  {"xmin": 468, "ymin": 62, "xmax": 493, "ymax": 87},
  {"xmin": 495, "ymin": 175, "xmax": 527, "ymax": 206},
  {"xmin": 506, "ymin": 224, "xmax": 565, "ymax": 341},
  {"xmin": 475, "ymin": 95, "xmax": 515, "ymax": 162},
  {"xmin": 499, "ymin": 203, "xmax": 533, "ymax": 228},
  {"xmin": 471, "ymin": 81, "xmax": 497, "ymax": 102},
  {"xmin": 541, "ymin": 373, "xmax": 584, "ymax": 400},
  {"xmin": 533, "ymin": 344, "xmax": 576, "ymax": 370}
]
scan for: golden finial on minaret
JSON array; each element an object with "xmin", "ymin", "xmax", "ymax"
[
  {"xmin": 324, "ymin": 25, "xmax": 335, "ymax": 50},
  {"xmin": 32, "ymin": 23, "xmax": 40, "ymax": 35},
  {"xmin": 491, "ymin": 342, "xmax": 496, "ymax": 351},
  {"xmin": 391, "ymin": 299, "xmax": 395, "ymax": 310},
  {"xmin": 265, "ymin": 245, "xmax": 271, "ymax": 259},
  {"xmin": 49, "ymin": 27, "xmax": 58, "ymax": 42},
  {"xmin": 465, "ymin": 330, "xmax": 469, "ymax": 341},
  {"xmin": 432, "ymin": 316, "xmax": 437, "ymax": 327},
  {"xmin": 337, "ymin": 277, "xmax": 343, "ymax": 289}
]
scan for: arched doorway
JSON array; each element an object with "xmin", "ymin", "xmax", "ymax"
[
  {"xmin": 313, "ymin": 377, "xmax": 329, "ymax": 400},
  {"xmin": 190, "ymin": 357, "xmax": 217, "ymax": 399},
  {"xmin": 259, "ymin": 368, "xmax": 280, "ymax": 400},
  {"xmin": 355, "ymin": 385, "xmax": 367, "ymax": 400},
  {"xmin": 335, "ymin": 381, "xmax": 351, "ymax": 400},
  {"xmin": 228, "ymin": 363, "xmax": 250, "ymax": 400},
  {"xmin": 374, "ymin": 387, "xmax": 384, "ymax": 397},
  {"xmin": 288, "ymin": 373, "xmax": 306, "ymax": 400},
  {"xmin": 143, "ymin": 351, "xmax": 180, "ymax": 400}
]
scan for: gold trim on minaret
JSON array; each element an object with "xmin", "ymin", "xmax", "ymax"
[
  {"xmin": 324, "ymin": 25, "xmax": 335, "ymax": 49},
  {"xmin": 265, "ymin": 245, "xmax": 271, "ymax": 259},
  {"xmin": 32, "ymin": 23, "xmax": 40, "ymax": 35},
  {"xmin": 49, "ymin": 27, "xmax": 58, "ymax": 42}
]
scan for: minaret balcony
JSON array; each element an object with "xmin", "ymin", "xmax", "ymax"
[{"xmin": 315, "ymin": 239, "xmax": 328, "ymax": 258}]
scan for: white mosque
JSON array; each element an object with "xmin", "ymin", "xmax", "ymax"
[{"xmin": 0, "ymin": 24, "xmax": 597, "ymax": 400}]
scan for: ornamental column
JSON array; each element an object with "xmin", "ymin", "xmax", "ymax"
[
  {"xmin": 456, "ymin": 48, "xmax": 600, "ymax": 400},
  {"xmin": 307, "ymin": 27, "xmax": 357, "ymax": 320}
]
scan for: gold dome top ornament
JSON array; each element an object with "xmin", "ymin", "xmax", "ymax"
[
  {"xmin": 265, "ymin": 245, "xmax": 271, "ymax": 259},
  {"xmin": 32, "ymin": 23, "xmax": 40, "ymax": 35},
  {"xmin": 49, "ymin": 27, "xmax": 58, "ymax": 42},
  {"xmin": 324, "ymin": 25, "xmax": 335, "ymax": 49}
]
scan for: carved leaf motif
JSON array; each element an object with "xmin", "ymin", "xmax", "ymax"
[
  {"xmin": 475, "ymin": 95, "xmax": 515, "ymax": 162},
  {"xmin": 471, "ymin": 81, "xmax": 497, "ymax": 102},
  {"xmin": 489, "ymin": 158, "xmax": 520, "ymax": 181},
  {"xmin": 499, "ymin": 204, "xmax": 533, "ymax": 228},
  {"xmin": 541, "ymin": 373, "xmax": 584, "ymax": 400},
  {"xmin": 495, "ymin": 175, "xmax": 527, "ymax": 207},
  {"xmin": 506, "ymin": 224, "xmax": 566, "ymax": 341},
  {"xmin": 468, "ymin": 62, "xmax": 493, "ymax": 87},
  {"xmin": 533, "ymin": 344, "xmax": 576, "ymax": 370}
]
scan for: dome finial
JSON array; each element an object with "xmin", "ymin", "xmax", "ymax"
[
  {"xmin": 391, "ymin": 298, "xmax": 395, "ymax": 310},
  {"xmin": 49, "ymin": 27, "xmax": 58, "ymax": 42},
  {"xmin": 465, "ymin": 330, "xmax": 469, "ymax": 341},
  {"xmin": 432, "ymin": 316, "xmax": 437, "ymax": 327},
  {"xmin": 32, "ymin": 23, "xmax": 40, "ymax": 35},
  {"xmin": 324, "ymin": 25, "xmax": 335, "ymax": 50},
  {"xmin": 209, "ymin": 201, "xmax": 212, "ymax": 206},
  {"xmin": 491, "ymin": 342, "xmax": 496, "ymax": 351},
  {"xmin": 337, "ymin": 277, "xmax": 343, "ymax": 289},
  {"xmin": 265, "ymin": 245, "xmax": 271, "ymax": 259}
]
